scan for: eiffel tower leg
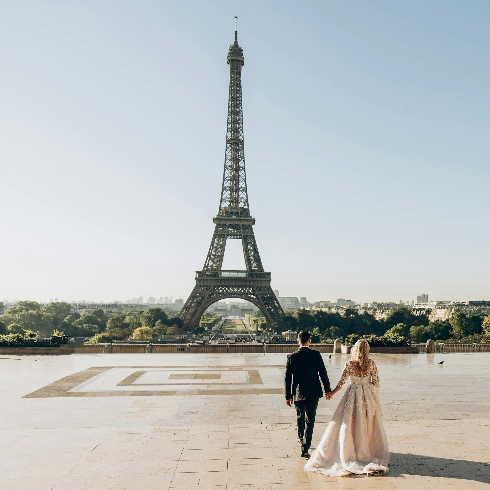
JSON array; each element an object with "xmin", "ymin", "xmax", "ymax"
[
  {"xmin": 180, "ymin": 284, "xmax": 212, "ymax": 330},
  {"xmin": 203, "ymin": 224, "xmax": 228, "ymax": 271},
  {"xmin": 241, "ymin": 225, "xmax": 263, "ymax": 271}
]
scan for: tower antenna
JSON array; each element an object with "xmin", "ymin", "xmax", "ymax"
[{"xmin": 235, "ymin": 16, "xmax": 238, "ymax": 42}]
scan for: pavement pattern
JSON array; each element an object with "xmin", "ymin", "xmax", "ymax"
[{"xmin": 0, "ymin": 352, "xmax": 489, "ymax": 489}]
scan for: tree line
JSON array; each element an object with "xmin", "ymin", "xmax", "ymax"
[
  {"xmin": 2, "ymin": 302, "xmax": 489, "ymax": 344},
  {"xmin": 0, "ymin": 301, "xmax": 185, "ymax": 343},
  {"xmin": 275, "ymin": 307, "xmax": 490, "ymax": 343}
]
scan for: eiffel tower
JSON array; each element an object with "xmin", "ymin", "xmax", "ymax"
[{"xmin": 180, "ymin": 20, "xmax": 284, "ymax": 330}]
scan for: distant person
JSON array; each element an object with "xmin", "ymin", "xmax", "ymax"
[
  {"xmin": 284, "ymin": 331, "xmax": 331, "ymax": 457},
  {"xmin": 304, "ymin": 339, "xmax": 390, "ymax": 476}
]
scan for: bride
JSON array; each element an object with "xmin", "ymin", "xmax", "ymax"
[{"xmin": 304, "ymin": 339, "xmax": 390, "ymax": 476}]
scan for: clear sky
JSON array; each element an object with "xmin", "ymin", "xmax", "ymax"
[{"xmin": 1, "ymin": 1, "xmax": 489, "ymax": 304}]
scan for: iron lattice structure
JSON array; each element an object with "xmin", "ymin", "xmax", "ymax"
[{"xmin": 181, "ymin": 26, "xmax": 284, "ymax": 330}]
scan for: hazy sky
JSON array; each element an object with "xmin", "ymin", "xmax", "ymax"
[{"xmin": 1, "ymin": 1, "xmax": 489, "ymax": 304}]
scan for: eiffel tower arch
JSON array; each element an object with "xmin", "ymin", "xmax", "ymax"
[{"xmin": 181, "ymin": 21, "xmax": 284, "ymax": 330}]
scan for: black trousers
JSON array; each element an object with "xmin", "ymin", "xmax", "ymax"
[{"xmin": 294, "ymin": 398, "xmax": 319, "ymax": 451}]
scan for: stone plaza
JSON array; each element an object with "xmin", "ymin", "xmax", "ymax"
[{"xmin": 0, "ymin": 352, "xmax": 489, "ymax": 489}]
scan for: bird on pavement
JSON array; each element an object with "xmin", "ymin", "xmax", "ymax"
[{"xmin": 438, "ymin": 361, "xmax": 444, "ymax": 365}]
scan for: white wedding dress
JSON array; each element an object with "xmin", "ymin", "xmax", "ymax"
[{"xmin": 304, "ymin": 359, "xmax": 390, "ymax": 476}]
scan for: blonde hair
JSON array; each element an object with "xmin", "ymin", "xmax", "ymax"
[{"xmin": 350, "ymin": 339, "xmax": 370, "ymax": 372}]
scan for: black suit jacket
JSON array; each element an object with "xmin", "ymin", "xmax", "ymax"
[{"xmin": 285, "ymin": 347, "xmax": 331, "ymax": 401}]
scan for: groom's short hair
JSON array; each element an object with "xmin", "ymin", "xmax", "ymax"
[{"xmin": 298, "ymin": 331, "xmax": 310, "ymax": 344}]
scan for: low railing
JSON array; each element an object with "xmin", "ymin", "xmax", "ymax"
[
  {"xmin": 436, "ymin": 343, "xmax": 490, "ymax": 353},
  {"xmin": 76, "ymin": 343, "xmax": 334, "ymax": 354},
  {"xmin": 411, "ymin": 343, "xmax": 490, "ymax": 353},
  {"xmin": 111, "ymin": 344, "xmax": 147, "ymax": 354}
]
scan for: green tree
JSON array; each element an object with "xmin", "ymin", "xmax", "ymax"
[
  {"xmin": 384, "ymin": 307, "xmax": 428, "ymax": 330},
  {"xmin": 8, "ymin": 323, "xmax": 25, "ymax": 335},
  {"xmin": 41, "ymin": 302, "xmax": 71, "ymax": 327},
  {"xmin": 68, "ymin": 320, "xmax": 99, "ymax": 337},
  {"xmin": 15, "ymin": 311, "xmax": 54, "ymax": 337},
  {"xmin": 312, "ymin": 311, "xmax": 344, "ymax": 337},
  {"xmin": 358, "ymin": 312, "xmax": 383, "ymax": 336},
  {"xmin": 5, "ymin": 301, "xmax": 42, "ymax": 315},
  {"xmin": 428, "ymin": 320, "xmax": 452, "ymax": 340},
  {"xmin": 80, "ymin": 309, "xmax": 107, "ymax": 332},
  {"xmin": 105, "ymin": 316, "xmax": 129, "ymax": 339},
  {"xmin": 275, "ymin": 315, "xmax": 297, "ymax": 333},
  {"xmin": 385, "ymin": 323, "xmax": 410, "ymax": 338},
  {"xmin": 295, "ymin": 310, "xmax": 315, "ymax": 331},
  {"xmin": 87, "ymin": 333, "xmax": 113, "ymax": 344},
  {"xmin": 153, "ymin": 319, "xmax": 167, "ymax": 338},
  {"xmin": 141, "ymin": 308, "xmax": 168, "ymax": 329},
  {"xmin": 1, "ymin": 301, "xmax": 44, "ymax": 329},
  {"xmin": 310, "ymin": 327, "xmax": 321, "ymax": 342},
  {"xmin": 0, "ymin": 320, "xmax": 6, "ymax": 335},
  {"xmin": 409, "ymin": 324, "xmax": 431, "ymax": 343},
  {"xmin": 167, "ymin": 317, "xmax": 183, "ymax": 329},
  {"xmin": 410, "ymin": 322, "xmax": 452, "ymax": 343},
  {"xmin": 124, "ymin": 314, "xmax": 141, "ymax": 332},
  {"xmin": 106, "ymin": 315, "xmax": 125, "ymax": 333},
  {"xmin": 82, "ymin": 324, "xmax": 100, "ymax": 337},
  {"xmin": 482, "ymin": 316, "xmax": 490, "ymax": 336},
  {"xmin": 166, "ymin": 326, "xmax": 182, "ymax": 335},
  {"xmin": 132, "ymin": 326, "xmax": 153, "ymax": 340},
  {"xmin": 449, "ymin": 313, "xmax": 483, "ymax": 339}
]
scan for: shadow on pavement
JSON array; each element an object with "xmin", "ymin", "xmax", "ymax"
[{"xmin": 390, "ymin": 452, "xmax": 490, "ymax": 484}]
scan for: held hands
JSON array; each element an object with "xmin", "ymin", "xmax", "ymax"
[
  {"xmin": 325, "ymin": 391, "xmax": 334, "ymax": 401},
  {"xmin": 286, "ymin": 398, "xmax": 293, "ymax": 407}
]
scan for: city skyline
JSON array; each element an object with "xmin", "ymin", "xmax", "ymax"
[
  {"xmin": 1, "ymin": 2, "xmax": 489, "ymax": 303},
  {"xmin": 3, "ymin": 293, "xmax": 488, "ymax": 307}
]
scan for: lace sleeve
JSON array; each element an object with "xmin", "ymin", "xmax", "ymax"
[
  {"xmin": 336, "ymin": 361, "xmax": 351, "ymax": 390},
  {"xmin": 370, "ymin": 360, "xmax": 379, "ymax": 386}
]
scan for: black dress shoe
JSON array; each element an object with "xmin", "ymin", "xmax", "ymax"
[{"xmin": 301, "ymin": 450, "xmax": 311, "ymax": 458}]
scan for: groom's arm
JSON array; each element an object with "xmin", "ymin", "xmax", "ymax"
[
  {"xmin": 285, "ymin": 355, "xmax": 293, "ymax": 400},
  {"xmin": 317, "ymin": 352, "xmax": 331, "ymax": 393}
]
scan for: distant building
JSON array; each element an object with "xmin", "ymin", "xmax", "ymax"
[
  {"xmin": 148, "ymin": 297, "xmax": 156, "ymax": 304},
  {"xmin": 228, "ymin": 303, "xmax": 242, "ymax": 317},
  {"xmin": 206, "ymin": 301, "xmax": 228, "ymax": 312},
  {"xmin": 416, "ymin": 294, "xmax": 429, "ymax": 304},
  {"xmin": 313, "ymin": 301, "xmax": 331, "ymax": 308},
  {"xmin": 278, "ymin": 297, "xmax": 301, "ymax": 311},
  {"xmin": 469, "ymin": 300, "xmax": 490, "ymax": 306},
  {"xmin": 273, "ymin": 289, "xmax": 280, "ymax": 297},
  {"xmin": 282, "ymin": 330, "xmax": 297, "ymax": 341},
  {"xmin": 337, "ymin": 298, "xmax": 356, "ymax": 307},
  {"xmin": 299, "ymin": 297, "xmax": 309, "ymax": 308}
]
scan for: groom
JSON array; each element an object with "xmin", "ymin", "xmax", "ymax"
[{"xmin": 285, "ymin": 331, "xmax": 331, "ymax": 457}]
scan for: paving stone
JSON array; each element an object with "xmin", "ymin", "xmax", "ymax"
[{"xmin": 1, "ymin": 353, "xmax": 489, "ymax": 489}]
